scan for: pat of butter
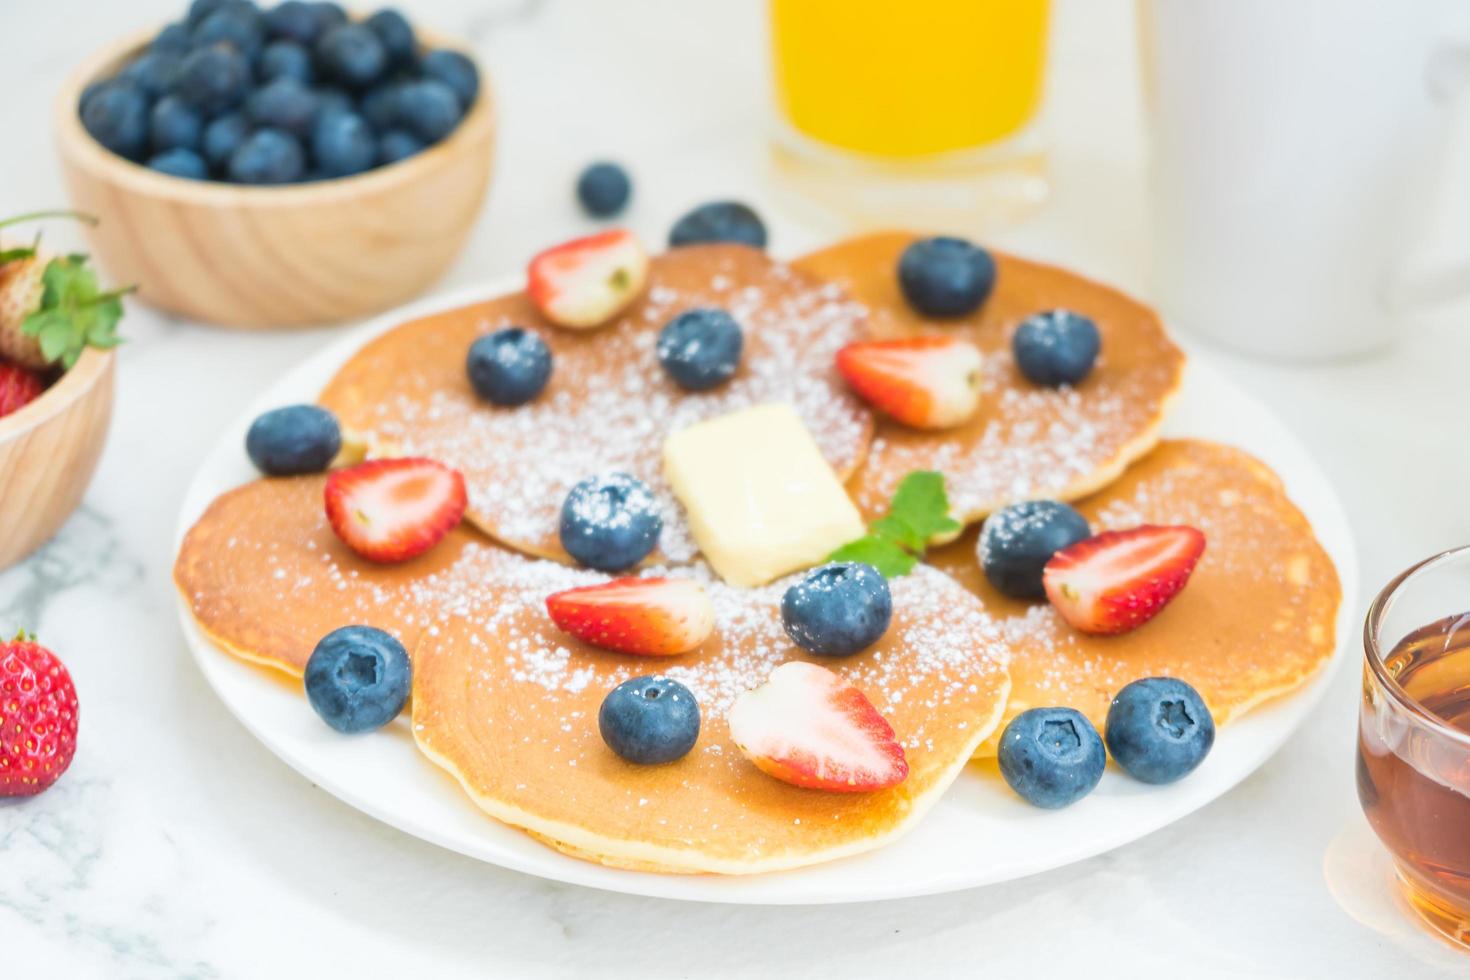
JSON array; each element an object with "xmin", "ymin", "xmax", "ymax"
[{"xmin": 663, "ymin": 403, "xmax": 866, "ymax": 587}]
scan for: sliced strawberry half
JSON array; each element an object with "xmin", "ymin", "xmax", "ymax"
[
  {"xmin": 834, "ymin": 336, "xmax": 983, "ymax": 430},
  {"xmin": 324, "ymin": 457, "xmax": 467, "ymax": 563},
  {"xmin": 1043, "ymin": 524, "xmax": 1206, "ymax": 635},
  {"xmin": 527, "ymin": 229, "xmax": 650, "ymax": 330},
  {"xmin": 545, "ymin": 576, "xmax": 715, "ymax": 656},
  {"xmin": 728, "ymin": 661, "xmax": 908, "ymax": 793}
]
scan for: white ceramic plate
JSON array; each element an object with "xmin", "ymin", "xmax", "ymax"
[{"xmin": 174, "ymin": 278, "xmax": 1359, "ymax": 905}]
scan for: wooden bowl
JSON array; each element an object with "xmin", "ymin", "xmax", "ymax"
[
  {"xmin": 0, "ymin": 348, "xmax": 115, "ymax": 571},
  {"xmin": 53, "ymin": 27, "xmax": 496, "ymax": 328}
]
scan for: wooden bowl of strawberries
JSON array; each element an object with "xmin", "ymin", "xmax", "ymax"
[
  {"xmin": 53, "ymin": 4, "xmax": 495, "ymax": 329},
  {"xmin": 0, "ymin": 212, "xmax": 123, "ymax": 572}
]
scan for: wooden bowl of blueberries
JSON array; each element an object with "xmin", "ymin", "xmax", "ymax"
[{"xmin": 55, "ymin": 1, "xmax": 495, "ymax": 328}]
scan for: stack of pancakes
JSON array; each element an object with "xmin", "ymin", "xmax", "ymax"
[{"xmin": 175, "ymin": 232, "xmax": 1341, "ymax": 874}]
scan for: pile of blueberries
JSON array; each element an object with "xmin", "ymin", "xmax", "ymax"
[{"xmin": 79, "ymin": 0, "xmax": 480, "ymax": 183}]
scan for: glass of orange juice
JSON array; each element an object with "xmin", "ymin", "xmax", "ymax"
[{"xmin": 768, "ymin": 0, "xmax": 1050, "ymax": 231}]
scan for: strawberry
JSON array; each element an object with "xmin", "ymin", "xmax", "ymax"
[
  {"xmin": 527, "ymin": 228, "xmax": 649, "ymax": 329},
  {"xmin": 728, "ymin": 661, "xmax": 908, "ymax": 793},
  {"xmin": 1043, "ymin": 525, "xmax": 1206, "ymax": 635},
  {"xmin": 0, "ymin": 360, "xmax": 45, "ymax": 418},
  {"xmin": 0, "ymin": 210, "xmax": 127, "ymax": 370},
  {"xmin": 0, "ymin": 255, "xmax": 47, "ymax": 369},
  {"xmin": 834, "ymin": 336, "xmax": 983, "ymax": 430},
  {"xmin": 0, "ymin": 635, "xmax": 79, "ymax": 797},
  {"xmin": 324, "ymin": 457, "xmax": 467, "ymax": 563},
  {"xmin": 545, "ymin": 577, "xmax": 715, "ymax": 656}
]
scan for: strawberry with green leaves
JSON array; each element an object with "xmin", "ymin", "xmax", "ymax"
[{"xmin": 0, "ymin": 210, "xmax": 129, "ymax": 371}]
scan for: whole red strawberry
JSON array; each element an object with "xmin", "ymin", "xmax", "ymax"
[
  {"xmin": 0, "ymin": 360, "xmax": 44, "ymax": 419},
  {"xmin": 0, "ymin": 636, "xmax": 79, "ymax": 797}
]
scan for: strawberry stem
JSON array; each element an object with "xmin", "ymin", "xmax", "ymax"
[{"xmin": 0, "ymin": 210, "xmax": 99, "ymax": 231}]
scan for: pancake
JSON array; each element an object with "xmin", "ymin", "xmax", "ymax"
[
  {"xmin": 173, "ymin": 475, "xmax": 502, "ymax": 676},
  {"xmin": 412, "ymin": 561, "xmax": 1010, "ymax": 875},
  {"xmin": 317, "ymin": 243, "xmax": 874, "ymax": 566},
  {"xmin": 173, "ymin": 475, "xmax": 1013, "ymax": 874},
  {"xmin": 793, "ymin": 232, "xmax": 1185, "ymax": 525},
  {"xmin": 926, "ymin": 439, "xmax": 1341, "ymax": 757}
]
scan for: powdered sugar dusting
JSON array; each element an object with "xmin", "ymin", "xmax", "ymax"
[
  {"xmin": 333, "ymin": 250, "xmax": 871, "ymax": 562},
  {"xmin": 442, "ymin": 555, "xmax": 1009, "ymax": 744},
  {"xmin": 858, "ymin": 346, "xmax": 1144, "ymax": 518}
]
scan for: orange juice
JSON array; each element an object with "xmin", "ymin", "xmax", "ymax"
[{"xmin": 770, "ymin": 0, "xmax": 1050, "ymax": 159}]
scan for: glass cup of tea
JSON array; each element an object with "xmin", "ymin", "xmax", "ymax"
[
  {"xmin": 1358, "ymin": 546, "xmax": 1470, "ymax": 950},
  {"xmin": 766, "ymin": 0, "xmax": 1051, "ymax": 233}
]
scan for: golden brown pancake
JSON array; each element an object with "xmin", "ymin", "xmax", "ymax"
[
  {"xmin": 794, "ymin": 232, "xmax": 1185, "ymax": 525},
  {"xmin": 412, "ymin": 562, "xmax": 1010, "ymax": 875},
  {"xmin": 318, "ymin": 243, "xmax": 873, "ymax": 565},
  {"xmin": 174, "ymin": 475, "xmax": 501, "ymax": 676},
  {"xmin": 927, "ymin": 439, "xmax": 1340, "ymax": 757},
  {"xmin": 174, "ymin": 474, "xmax": 1013, "ymax": 874}
]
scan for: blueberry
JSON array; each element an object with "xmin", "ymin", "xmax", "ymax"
[
  {"xmin": 997, "ymin": 707, "xmax": 1106, "ymax": 809},
  {"xmin": 307, "ymin": 1, "xmax": 348, "ymax": 34},
  {"xmin": 467, "ymin": 327, "xmax": 552, "ymax": 406},
  {"xmin": 316, "ymin": 22, "xmax": 388, "ymax": 89},
  {"xmin": 245, "ymin": 404, "xmax": 341, "ymax": 474},
  {"xmin": 366, "ymin": 9, "xmax": 416, "ymax": 66},
  {"xmin": 259, "ymin": 40, "xmax": 315, "ymax": 83},
  {"xmin": 978, "ymin": 500, "xmax": 1090, "ymax": 599},
  {"xmin": 149, "ymin": 95, "xmax": 203, "ymax": 153},
  {"xmin": 122, "ymin": 52, "xmax": 183, "ymax": 99},
  {"xmin": 228, "ymin": 128, "xmax": 306, "ymax": 184},
  {"xmin": 79, "ymin": 82, "xmax": 150, "ymax": 160},
  {"xmin": 192, "ymin": 5, "xmax": 266, "ymax": 60},
  {"xmin": 310, "ymin": 110, "xmax": 376, "ymax": 177},
  {"xmin": 1012, "ymin": 309, "xmax": 1101, "ymax": 387},
  {"xmin": 147, "ymin": 148, "xmax": 208, "ymax": 179},
  {"xmin": 420, "ymin": 48, "xmax": 479, "ymax": 107},
  {"xmin": 559, "ymin": 472, "xmax": 662, "ymax": 571},
  {"xmin": 898, "ymin": 236, "xmax": 996, "ymax": 318},
  {"xmin": 202, "ymin": 111, "xmax": 251, "ymax": 170},
  {"xmin": 656, "ymin": 308, "xmax": 743, "ymax": 391},
  {"xmin": 246, "ymin": 78, "xmax": 320, "ymax": 138},
  {"xmin": 576, "ymin": 161, "xmax": 631, "ymax": 217},
  {"xmin": 187, "ymin": 0, "xmax": 231, "ymax": 28},
  {"xmin": 598, "ymin": 675, "xmax": 700, "ymax": 764},
  {"xmin": 358, "ymin": 82, "xmax": 403, "ymax": 130},
  {"xmin": 172, "ymin": 43, "xmax": 252, "ymax": 114},
  {"xmin": 781, "ymin": 562, "xmax": 892, "ymax": 657},
  {"xmin": 314, "ymin": 85, "xmax": 354, "ymax": 118},
  {"xmin": 304, "ymin": 625, "xmax": 411, "ymax": 734},
  {"xmin": 668, "ymin": 201, "xmax": 766, "ymax": 249},
  {"xmin": 152, "ymin": 22, "xmax": 193, "ymax": 54},
  {"xmin": 396, "ymin": 79, "xmax": 461, "ymax": 143},
  {"xmin": 265, "ymin": 0, "xmax": 324, "ymax": 44},
  {"xmin": 79, "ymin": 81, "xmax": 108, "ymax": 116},
  {"xmin": 1104, "ymin": 677, "xmax": 1215, "ymax": 785},
  {"xmin": 378, "ymin": 128, "xmax": 423, "ymax": 164}
]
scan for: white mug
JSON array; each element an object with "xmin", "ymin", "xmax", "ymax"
[{"xmin": 1140, "ymin": 0, "xmax": 1470, "ymax": 360}]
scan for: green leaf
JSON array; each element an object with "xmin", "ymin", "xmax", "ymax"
[
  {"xmin": 887, "ymin": 470, "xmax": 960, "ymax": 541},
  {"xmin": 18, "ymin": 255, "xmax": 128, "ymax": 369},
  {"xmin": 828, "ymin": 535, "xmax": 917, "ymax": 578},
  {"xmin": 0, "ymin": 246, "xmax": 35, "ymax": 263},
  {"xmin": 825, "ymin": 470, "xmax": 961, "ymax": 579}
]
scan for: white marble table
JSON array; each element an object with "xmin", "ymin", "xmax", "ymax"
[{"xmin": 4, "ymin": 0, "xmax": 1470, "ymax": 975}]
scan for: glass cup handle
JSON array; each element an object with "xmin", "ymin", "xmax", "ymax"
[{"xmin": 1386, "ymin": 40, "xmax": 1470, "ymax": 311}]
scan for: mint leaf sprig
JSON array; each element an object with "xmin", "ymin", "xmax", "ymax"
[{"xmin": 828, "ymin": 471, "xmax": 961, "ymax": 577}]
